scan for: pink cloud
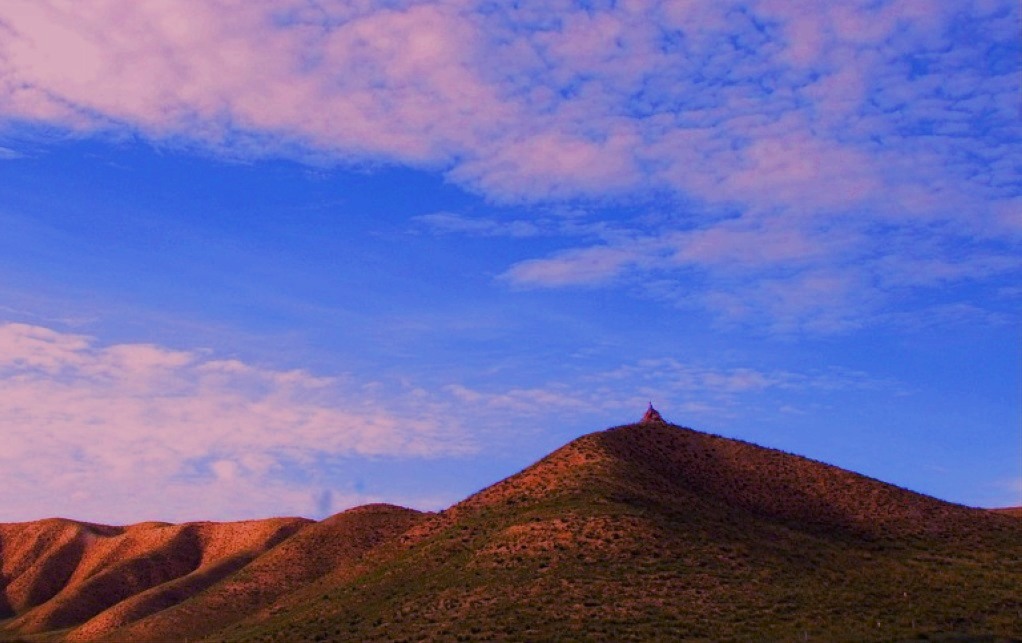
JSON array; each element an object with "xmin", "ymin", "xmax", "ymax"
[
  {"xmin": 697, "ymin": 269, "xmax": 875, "ymax": 334},
  {"xmin": 502, "ymin": 244, "xmax": 651, "ymax": 287},
  {"xmin": 0, "ymin": 322, "xmax": 469, "ymax": 522},
  {"xmin": 0, "ymin": 323, "xmax": 91, "ymax": 372},
  {"xmin": 0, "ymin": 0, "xmax": 1016, "ymax": 332},
  {"xmin": 0, "ymin": 1, "xmax": 513, "ymax": 161},
  {"xmin": 669, "ymin": 220, "xmax": 852, "ymax": 268},
  {"xmin": 0, "ymin": 0, "xmax": 1009, "ymax": 225},
  {"xmin": 451, "ymin": 126, "xmax": 643, "ymax": 198}
]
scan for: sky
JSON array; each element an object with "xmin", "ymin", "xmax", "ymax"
[{"xmin": 0, "ymin": 0, "xmax": 1019, "ymax": 524}]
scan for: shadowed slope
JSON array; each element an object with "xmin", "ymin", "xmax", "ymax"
[
  {"xmin": 589, "ymin": 423, "xmax": 993, "ymax": 540},
  {"xmin": 229, "ymin": 423, "xmax": 1021, "ymax": 642},
  {"xmin": 0, "ymin": 517, "xmax": 308, "ymax": 638},
  {"xmin": 0, "ymin": 519, "xmax": 117, "ymax": 617},
  {"xmin": 991, "ymin": 507, "xmax": 1022, "ymax": 518},
  {"xmin": 398, "ymin": 422, "xmax": 997, "ymax": 548},
  {"xmin": 82, "ymin": 504, "xmax": 424, "ymax": 643}
]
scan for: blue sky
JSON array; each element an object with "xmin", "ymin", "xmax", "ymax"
[{"xmin": 0, "ymin": 0, "xmax": 1019, "ymax": 523}]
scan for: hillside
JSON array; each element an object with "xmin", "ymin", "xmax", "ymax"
[
  {"xmin": 0, "ymin": 516, "xmax": 309, "ymax": 640},
  {"xmin": 217, "ymin": 422, "xmax": 1021, "ymax": 642},
  {"xmin": 73, "ymin": 504, "xmax": 424, "ymax": 643},
  {"xmin": 991, "ymin": 507, "xmax": 1022, "ymax": 518},
  {"xmin": 2, "ymin": 420, "xmax": 1020, "ymax": 642}
]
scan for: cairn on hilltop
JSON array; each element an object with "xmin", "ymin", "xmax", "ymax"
[{"xmin": 640, "ymin": 402, "xmax": 667, "ymax": 425}]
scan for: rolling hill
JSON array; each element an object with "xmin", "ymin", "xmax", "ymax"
[{"xmin": 2, "ymin": 420, "xmax": 1019, "ymax": 641}]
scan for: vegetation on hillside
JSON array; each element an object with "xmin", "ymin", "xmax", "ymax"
[{"xmin": 1, "ymin": 423, "xmax": 1019, "ymax": 642}]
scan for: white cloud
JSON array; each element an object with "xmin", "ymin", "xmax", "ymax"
[
  {"xmin": 498, "ymin": 211, "xmax": 1020, "ymax": 332},
  {"xmin": 0, "ymin": 0, "xmax": 1018, "ymax": 329},
  {"xmin": 0, "ymin": 322, "xmax": 469, "ymax": 523},
  {"xmin": 503, "ymin": 244, "xmax": 654, "ymax": 287},
  {"xmin": 0, "ymin": 1, "xmax": 1015, "ymax": 216}
]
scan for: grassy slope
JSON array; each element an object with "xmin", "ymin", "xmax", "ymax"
[{"xmin": 217, "ymin": 424, "xmax": 1022, "ymax": 642}]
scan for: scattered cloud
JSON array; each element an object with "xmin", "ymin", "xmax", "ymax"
[
  {"xmin": 0, "ymin": 322, "xmax": 469, "ymax": 523},
  {"xmin": 880, "ymin": 302, "xmax": 1014, "ymax": 331},
  {"xmin": 500, "ymin": 214, "xmax": 1020, "ymax": 332},
  {"xmin": 503, "ymin": 243, "xmax": 656, "ymax": 288},
  {"xmin": 0, "ymin": 1, "xmax": 1015, "ymax": 212},
  {"xmin": 1, "ymin": 0, "xmax": 1018, "ymax": 329},
  {"xmin": 589, "ymin": 358, "xmax": 894, "ymax": 395},
  {"xmin": 445, "ymin": 358, "xmax": 895, "ymax": 424},
  {"xmin": 445, "ymin": 383, "xmax": 592, "ymax": 414}
]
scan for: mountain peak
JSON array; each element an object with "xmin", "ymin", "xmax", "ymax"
[
  {"xmin": 0, "ymin": 419, "xmax": 1019, "ymax": 642},
  {"xmin": 640, "ymin": 402, "xmax": 667, "ymax": 425}
]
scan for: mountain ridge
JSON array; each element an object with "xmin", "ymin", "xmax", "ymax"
[{"xmin": 2, "ymin": 420, "xmax": 1019, "ymax": 641}]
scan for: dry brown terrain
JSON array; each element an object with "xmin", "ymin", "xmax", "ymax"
[
  {"xmin": 0, "ymin": 516, "xmax": 308, "ymax": 638},
  {"xmin": 2, "ymin": 422, "xmax": 1019, "ymax": 642},
  {"xmin": 990, "ymin": 506, "xmax": 1022, "ymax": 518},
  {"xmin": 77, "ymin": 504, "xmax": 423, "ymax": 643},
  {"xmin": 0, "ymin": 504, "xmax": 424, "ymax": 643}
]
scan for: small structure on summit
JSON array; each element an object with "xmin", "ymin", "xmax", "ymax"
[{"xmin": 640, "ymin": 402, "xmax": 667, "ymax": 425}]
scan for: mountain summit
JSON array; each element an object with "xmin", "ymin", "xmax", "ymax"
[
  {"xmin": 640, "ymin": 402, "xmax": 667, "ymax": 425},
  {"xmin": 1, "ymin": 421, "xmax": 1019, "ymax": 642}
]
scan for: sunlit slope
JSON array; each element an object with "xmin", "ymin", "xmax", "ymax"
[
  {"xmin": 222, "ymin": 423, "xmax": 1021, "ymax": 642},
  {"xmin": 0, "ymin": 516, "xmax": 309, "ymax": 640},
  {"xmin": 81, "ymin": 504, "xmax": 423, "ymax": 643}
]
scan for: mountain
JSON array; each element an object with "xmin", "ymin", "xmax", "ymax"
[
  {"xmin": 71, "ymin": 504, "xmax": 424, "ymax": 643},
  {"xmin": 991, "ymin": 507, "xmax": 1022, "ymax": 518},
  {"xmin": 2, "ymin": 421, "xmax": 1019, "ymax": 642},
  {"xmin": 0, "ymin": 516, "xmax": 308, "ymax": 640}
]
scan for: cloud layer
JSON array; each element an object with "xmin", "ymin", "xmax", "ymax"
[
  {"xmin": 1, "ymin": 1, "xmax": 1017, "ymax": 207},
  {"xmin": 0, "ymin": 323, "xmax": 466, "ymax": 523},
  {"xmin": 1, "ymin": 1, "xmax": 1018, "ymax": 329},
  {"xmin": 0, "ymin": 320, "xmax": 901, "ymax": 521}
]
